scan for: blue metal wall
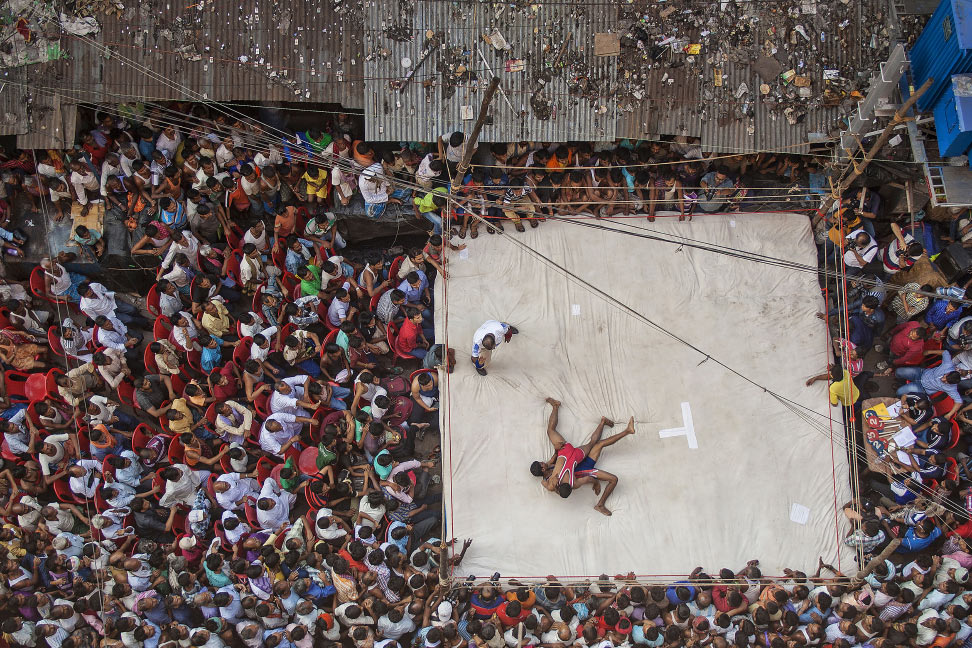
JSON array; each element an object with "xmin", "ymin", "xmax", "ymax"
[{"xmin": 912, "ymin": 0, "xmax": 972, "ymax": 111}]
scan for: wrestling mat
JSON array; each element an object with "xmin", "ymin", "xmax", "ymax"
[{"xmin": 434, "ymin": 213, "xmax": 853, "ymax": 580}]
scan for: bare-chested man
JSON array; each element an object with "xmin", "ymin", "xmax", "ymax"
[{"xmin": 529, "ymin": 397, "xmax": 635, "ymax": 516}]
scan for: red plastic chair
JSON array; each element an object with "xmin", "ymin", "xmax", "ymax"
[
  {"xmin": 146, "ymin": 284, "xmax": 162, "ymax": 317},
  {"xmin": 252, "ymin": 284, "xmax": 267, "ymax": 323},
  {"xmin": 30, "ymin": 266, "xmax": 69, "ymax": 306},
  {"xmin": 45, "ymin": 368, "xmax": 65, "ymax": 401},
  {"xmin": 132, "ymin": 424, "xmax": 168, "ymax": 453},
  {"xmin": 153, "ymin": 315, "xmax": 172, "ymax": 341},
  {"xmin": 117, "ymin": 380, "xmax": 137, "ymax": 408},
  {"xmin": 280, "ymin": 272, "xmax": 299, "ymax": 296},
  {"xmin": 931, "ymin": 392, "xmax": 956, "ymax": 417},
  {"xmin": 167, "ymin": 437, "xmax": 186, "ymax": 464},
  {"xmin": 187, "ymin": 349, "xmax": 204, "ymax": 374},
  {"xmin": 949, "ymin": 421, "xmax": 962, "ymax": 449},
  {"xmin": 52, "ymin": 479, "xmax": 83, "ymax": 504},
  {"xmin": 25, "ymin": 402, "xmax": 42, "ymax": 428},
  {"xmin": 225, "ymin": 251, "xmax": 244, "ymax": 287},
  {"xmin": 945, "ymin": 456, "xmax": 960, "ymax": 482},
  {"xmin": 290, "ymin": 282, "xmax": 303, "ymax": 301},
  {"xmin": 226, "ymin": 227, "xmax": 243, "ymax": 250},
  {"xmin": 213, "ymin": 519, "xmax": 233, "ymax": 551},
  {"xmin": 388, "ymin": 256, "xmax": 404, "ymax": 282},
  {"xmin": 233, "ymin": 337, "xmax": 253, "ymax": 367},
  {"xmin": 171, "ymin": 374, "xmax": 188, "ymax": 397},
  {"xmin": 205, "ymin": 403, "xmax": 218, "ymax": 426},
  {"xmin": 4, "ymin": 370, "xmax": 31, "ymax": 403},
  {"xmin": 295, "ymin": 206, "xmax": 310, "ymax": 233},
  {"xmin": 369, "ymin": 290, "xmax": 386, "ymax": 312},
  {"xmin": 323, "ymin": 328, "xmax": 340, "ymax": 347},
  {"xmin": 254, "ymin": 392, "xmax": 270, "ymax": 419},
  {"xmin": 143, "ymin": 346, "xmax": 160, "ymax": 374},
  {"xmin": 278, "ymin": 323, "xmax": 296, "ymax": 348},
  {"xmin": 244, "ymin": 502, "xmax": 260, "ymax": 528},
  {"xmin": 48, "ymin": 326, "xmax": 65, "ymax": 357},
  {"xmin": 271, "ymin": 244, "xmax": 287, "ymax": 271},
  {"xmin": 386, "ymin": 322, "xmax": 415, "ymax": 364},
  {"xmin": 256, "ymin": 456, "xmax": 275, "ymax": 482}
]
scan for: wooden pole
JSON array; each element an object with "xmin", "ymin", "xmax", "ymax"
[
  {"xmin": 817, "ymin": 77, "xmax": 933, "ymax": 220},
  {"xmin": 451, "ymin": 76, "xmax": 501, "ymax": 192}
]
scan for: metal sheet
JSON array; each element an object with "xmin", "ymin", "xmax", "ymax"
[
  {"xmin": 16, "ymin": 98, "xmax": 76, "ymax": 149},
  {"xmin": 36, "ymin": 0, "xmax": 364, "ymax": 108},
  {"xmin": 363, "ymin": 0, "xmax": 618, "ymax": 142},
  {"xmin": 0, "ymin": 74, "xmax": 29, "ymax": 136},
  {"xmin": 699, "ymin": 61, "xmax": 756, "ymax": 153}
]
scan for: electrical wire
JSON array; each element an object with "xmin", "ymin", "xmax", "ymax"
[
  {"xmin": 27, "ymin": 92, "xmax": 960, "ymax": 317},
  {"xmin": 15, "ymin": 85, "xmax": 949, "ymax": 326},
  {"xmin": 7, "ymin": 75, "xmax": 923, "ymax": 169}
]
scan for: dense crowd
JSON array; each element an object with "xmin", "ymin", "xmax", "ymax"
[{"xmin": 0, "ymin": 102, "xmax": 968, "ymax": 648}]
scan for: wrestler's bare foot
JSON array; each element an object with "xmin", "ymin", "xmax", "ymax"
[
  {"xmin": 600, "ymin": 416, "xmax": 615, "ymax": 427},
  {"xmin": 546, "ymin": 397, "xmax": 561, "ymax": 407},
  {"xmin": 623, "ymin": 416, "xmax": 635, "ymax": 435},
  {"xmin": 594, "ymin": 504, "xmax": 613, "ymax": 516},
  {"xmin": 592, "ymin": 481, "xmax": 602, "ymax": 496}
]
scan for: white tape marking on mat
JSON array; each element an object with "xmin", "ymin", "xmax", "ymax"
[
  {"xmin": 790, "ymin": 503, "xmax": 810, "ymax": 525},
  {"xmin": 657, "ymin": 402, "xmax": 697, "ymax": 449},
  {"xmin": 571, "ymin": 304, "xmax": 581, "ymax": 316}
]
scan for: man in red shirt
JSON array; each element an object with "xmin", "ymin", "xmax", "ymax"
[
  {"xmin": 887, "ymin": 321, "xmax": 928, "ymax": 368},
  {"xmin": 395, "ymin": 308, "xmax": 431, "ymax": 360}
]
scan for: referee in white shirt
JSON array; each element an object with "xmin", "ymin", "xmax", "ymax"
[{"xmin": 471, "ymin": 319, "xmax": 519, "ymax": 375}]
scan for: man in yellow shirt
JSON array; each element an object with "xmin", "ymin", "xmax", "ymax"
[
  {"xmin": 201, "ymin": 299, "xmax": 232, "ymax": 339},
  {"xmin": 829, "ymin": 370, "xmax": 861, "ymax": 407}
]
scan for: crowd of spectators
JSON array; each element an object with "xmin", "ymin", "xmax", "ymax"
[{"xmin": 0, "ymin": 102, "xmax": 967, "ymax": 648}]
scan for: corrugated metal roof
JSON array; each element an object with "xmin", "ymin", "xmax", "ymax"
[
  {"xmin": 699, "ymin": 60, "xmax": 756, "ymax": 153},
  {"xmin": 363, "ymin": 0, "xmax": 618, "ymax": 142},
  {"xmin": 16, "ymin": 97, "xmax": 76, "ymax": 149},
  {"xmin": 25, "ymin": 0, "xmax": 364, "ymax": 108},
  {"xmin": 616, "ymin": 67, "xmax": 702, "ymax": 140},
  {"xmin": 0, "ymin": 74, "xmax": 29, "ymax": 137},
  {"xmin": 613, "ymin": 0, "xmax": 890, "ymax": 153}
]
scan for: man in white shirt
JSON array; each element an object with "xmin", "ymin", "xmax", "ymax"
[
  {"xmin": 843, "ymin": 229, "xmax": 879, "ymax": 274},
  {"xmin": 269, "ymin": 376, "xmax": 311, "ymax": 416},
  {"xmin": 359, "ymin": 163, "xmax": 393, "ymax": 219},
  {"xmin": 67, "ymin": 459, "xmax": 102, "ymax": 499},
  {"xmin": 213, "ymin": 473, "xmax": 260, "ymax": 511},
  {"xmin": 255, "ymin": 478, "xmax": 294, "ymax": 530},
  {"xmin": 68, "ymin": 159, "xmax": 101, "ymax": 209},
  {"xmin": 215, "ymin": 136, "xmax": 237, "ymax": 169},
  {"xmin": 155, "ymin": 125, "xmax": 182, "ymax": 158},
  {"xmin": 37, "ymin": 432, "xmax": 70, "ymax": 477},
  {"xmin": 259, "ymin": 412, "xmax": 316, "ymax": 456},
  {"xmin": 78, "ymin": 281, "xmax": 147, "ymax": 328},
  {"xmin": 158, "ymin": 464, "xmax": 205, "ymax": 509},
  {"xmin": 378, "ymin": 609, "xmax": 416, "ymax": 640},
  {"xmin": 158, "ymin": 229, "xmax": 200, "ymax": 275},
  {"xmin": 471, "ymin": 319, "xmax": 519, "ymax": 376},
  {"xmin": 437, "ymin": 131, "xmax": 474, "ymax": 164},
  {"xmin": 99, "ymin": 153, "xmax": 124, "ymax": 198}
]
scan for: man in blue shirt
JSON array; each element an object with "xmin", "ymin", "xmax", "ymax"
[
  {"xmin": 397, "ymin": 271, "xmax": 431, "ymax": 321},
  {"xmin": 896, "ymin": 518, "xmax": 942, "ymax": 553},
  {"xmin": 894, "ymin": 350, "xmax": 964, "ymax": 418}
]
